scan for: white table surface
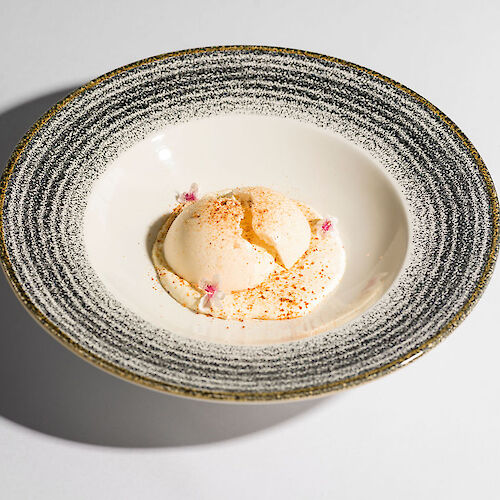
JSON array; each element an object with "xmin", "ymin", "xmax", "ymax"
[{"xmin": 1, "ymin": 1, "xmax": 499, "ymax": 498}]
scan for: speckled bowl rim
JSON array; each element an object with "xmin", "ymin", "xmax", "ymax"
[{"xmin": 0, "ymin": 45, "xmax": 498, "ymax": 402}]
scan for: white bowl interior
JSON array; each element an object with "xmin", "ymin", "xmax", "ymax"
[{"xmin": 84, "ymin": 114, "xmax": 409, "ymax": 345}]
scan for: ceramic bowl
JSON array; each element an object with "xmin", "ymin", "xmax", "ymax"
[{"xmin": 1, "ymin": 46, "xmax": 498, "ymax": 401}]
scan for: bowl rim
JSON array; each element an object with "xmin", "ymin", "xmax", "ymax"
[{"xmin": 1, "ymin": 45, "xmax": 498, "ymax": 402}]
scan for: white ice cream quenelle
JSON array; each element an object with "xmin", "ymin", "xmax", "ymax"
[
  {"xmin": 232, "ymin": 187, "xmax": 311, "ymax": 269},
  {"xmin": 164, "ymin": 188, "xmax": 311, "ymax": 292},
  {"xmin": 153, "ymin": 186, "xmax": 345, "ymax": 320}
]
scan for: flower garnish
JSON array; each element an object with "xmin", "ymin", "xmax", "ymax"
[
  {"xmin": 315, "ymin": 215, "xmax": 337, "ymax": 237},
  {"xmin": 198, "ymin": 275, "xmax": 225, "ymax": 312},
  {"xmin": 177, "ymin": 183, "xmax": 199, "ymax": 203}
]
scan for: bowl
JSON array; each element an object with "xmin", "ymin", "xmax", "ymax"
[{"xmin": 1, "ymin": 46, "xmax": 498, "ymax": 401}]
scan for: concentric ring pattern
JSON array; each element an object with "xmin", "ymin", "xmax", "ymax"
[{"xmin": 0, "ymin": 47, "xmax": 498, "ymax": 400}]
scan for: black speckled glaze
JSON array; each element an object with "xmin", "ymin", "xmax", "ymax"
[{"xmin": 0, "ymin": 46, "xmax": 498, "ymax": 401}]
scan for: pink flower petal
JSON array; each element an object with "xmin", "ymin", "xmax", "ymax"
[
  {"xmin": 198, "ymin": 276, "xmax": 225, "ymax": 312},
  {"xmin": 177, "ymin": 183, "xmax": 199, "ymax": 203},
  {"xmin": 199, "ymin": 294, "xmax": 211, "ymax": 313},
  {"xmin": 316, "ymin": 216, "xmax": 337, "ymax": 237}
]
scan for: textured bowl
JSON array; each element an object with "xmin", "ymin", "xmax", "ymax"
[{"xmin": 1, "ymin": 46, "xmax": 498, "ymax": 401}]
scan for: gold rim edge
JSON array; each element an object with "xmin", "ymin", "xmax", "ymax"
[{"xmin": 0, "ymin": 45, "xmax": 498, "ymax": 402}]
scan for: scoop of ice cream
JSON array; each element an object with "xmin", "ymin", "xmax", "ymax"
[
  {"xmin": 163, "ymin": 187, "xmax": 312, "ymax": 293},
  {"xmin": 164, "ymin": 194, "xmax": 275, "ymax": 292},
  {"xmin": 233, "ymin": 187, "xmax": 311, "ymax": 269}
]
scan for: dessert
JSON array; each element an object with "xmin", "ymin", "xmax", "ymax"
[{"xmin": 152, "ymin": 185, "xmax": 346, "ymax": 320}]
